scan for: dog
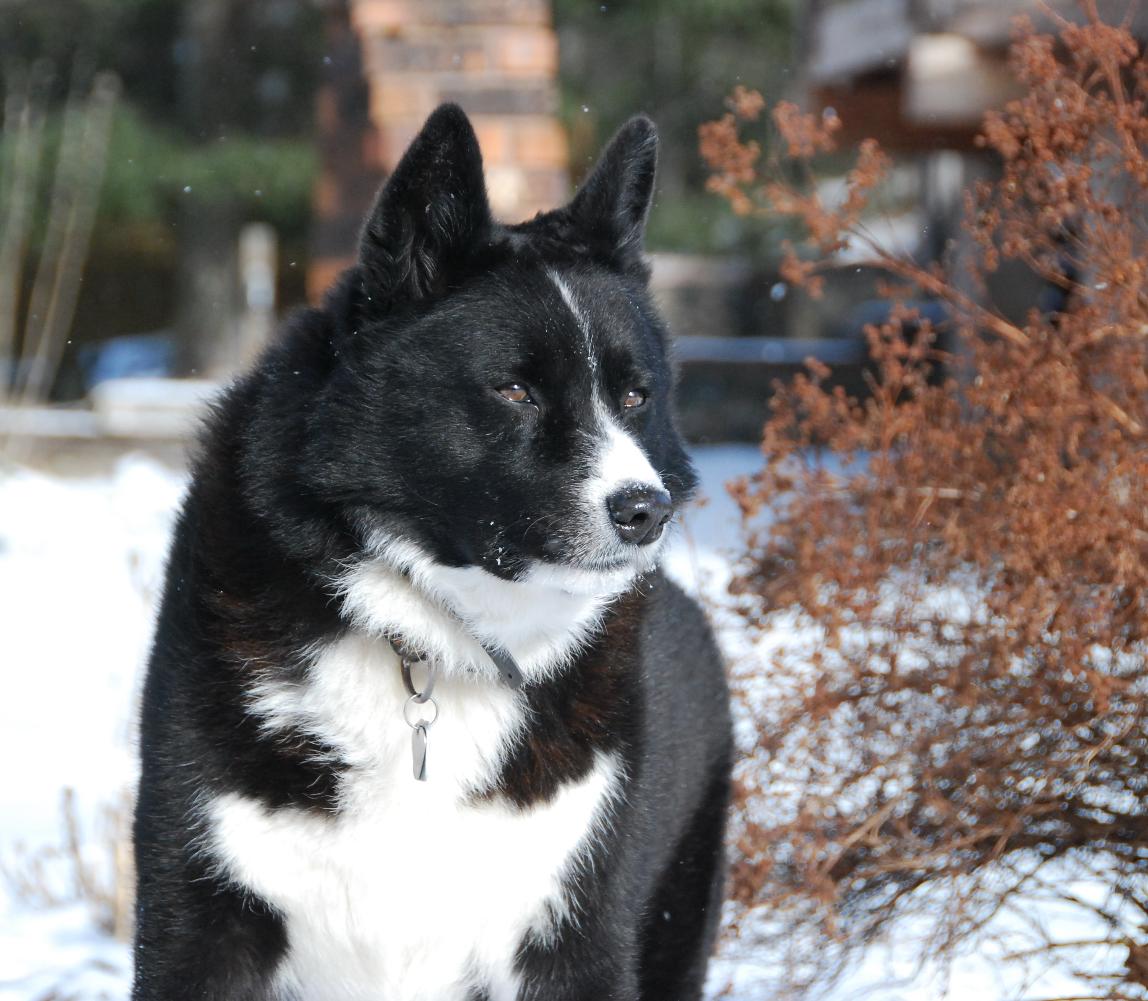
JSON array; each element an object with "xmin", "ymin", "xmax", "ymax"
[{"xmin": 132, "ymin": 104, "xmax": 732, "ymax": 1001}]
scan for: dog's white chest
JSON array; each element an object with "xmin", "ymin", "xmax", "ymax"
[{"xmin": 208, "ymin": 635, "xmax": 619, "ymax": 1001}]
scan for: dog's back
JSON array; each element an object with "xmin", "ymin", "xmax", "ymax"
[{"xmin": 133, "ymin": 104, "xmax": 731, "ymax": 1001}]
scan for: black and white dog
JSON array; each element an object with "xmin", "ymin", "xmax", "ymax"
[{"xmin": 133, "ymin": 104, "xmax": 732, "ymax": 1001}]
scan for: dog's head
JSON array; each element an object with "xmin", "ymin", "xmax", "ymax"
[{"xmin": 304, "ymin": 104, "xmax": 696, "ymax": 599}]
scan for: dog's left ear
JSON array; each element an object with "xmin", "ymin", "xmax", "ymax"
[
  {"xmin": 567, "ymin": 116, "xmax": 658, "ymax": 276},
  {"xmin": 358, "ymin": 103, "xmax": 492, "ymax": 311}
]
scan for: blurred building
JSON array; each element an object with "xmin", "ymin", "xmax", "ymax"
[
  {"xmin": 809, "ymin": 1, "xmax": 1148, "ymax": 137},
  {"xmin": 308, "ymin": 0, "xmax": 569, "ymax": 300},
  {"xmin": 805, "ymin": 0, "xmax": 1148, "ymax": 227}
]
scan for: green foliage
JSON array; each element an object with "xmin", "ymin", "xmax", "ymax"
[
  {"xmin": 553, "ymin": 0, "xmax": 791, "ymax": 33},
  {"xmin": 554, "ymin": 0, "xmax": 794, "ymax": 256},
  {"xmin": 98, "ymin": 106, "xmax": 316, "ymax": 238},
  {"xmin": 0, "ymin": 0, "xmax": 183, "ymax": 114},
  {"xmin": 2, "ymin": 0, "xmax": 321, "ymax": 242},
  {"xmin": 1, "ymin": 105, "xmax": 316, "ymax": 252},
  {"xmin": 1, "ymin": 0, "xmax": 321, "ymax": 132},
  {"xmin": 645, "ymin": 191, "xmax": 779, "ymax": 256}
]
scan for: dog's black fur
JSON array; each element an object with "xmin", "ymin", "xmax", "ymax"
[{"xmin": 133, "ymin": 105, "xmax": 732, "ymax": 1001}]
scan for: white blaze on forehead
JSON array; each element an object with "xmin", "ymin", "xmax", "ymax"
[
  {"xmin": 546, "ymin": 269, "xmax": 664, "ymax": 497},
  {"xmin": 548, "ymin": 269, "xmax": 596, "ymax": 374}
]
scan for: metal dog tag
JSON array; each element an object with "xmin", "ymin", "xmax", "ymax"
[
  {"xmin": 411, "ymin": 723, "xmax": 429, "ymax": 782},
  {"xmin": 403, "ymin": 688, "xmax": 438, "ymax": 783}
]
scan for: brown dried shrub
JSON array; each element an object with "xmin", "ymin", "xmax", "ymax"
[{"xmin": 702, "ymin": 5, "xmax": 1148, "ymax": 997}]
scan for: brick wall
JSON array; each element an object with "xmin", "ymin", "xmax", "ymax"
[{"xmin": 308, "ymin": 0, "xmax": 569, "ymax": 301}]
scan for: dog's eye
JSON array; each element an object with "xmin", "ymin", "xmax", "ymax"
[
  {"xmin": 497, "ymin": 384, "xmax": 535, "ymax": 405},
  {"xmin": 623, "ymin": 389, "xmax": 647, "ymax": 409}
]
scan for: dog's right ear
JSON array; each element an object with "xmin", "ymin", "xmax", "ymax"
[{"xmin": 357, "ymin": 104, "xmax": 492, "ymax": 312}]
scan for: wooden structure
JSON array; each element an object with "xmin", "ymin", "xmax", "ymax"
[{"xmin": 806, "ymin": 0, "xmax": 1148, "ymax": 150}]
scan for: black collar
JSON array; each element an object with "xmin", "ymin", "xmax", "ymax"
[{"xmin": 388, "ymin": 634, "xmax": 523, "ymax": 689}]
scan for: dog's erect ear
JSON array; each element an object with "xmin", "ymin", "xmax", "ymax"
[
  {"xmin": 358, "ymin": 104, "xmax": 491, "ymax": 309},
  {"xmin": 567, "ymin": 116, "xmax": 657, "ymax": 275}
]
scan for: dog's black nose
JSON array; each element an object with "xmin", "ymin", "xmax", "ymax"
[{"xmin": 607, "ymin": 486, "xmax": 673, "ymax": 546}]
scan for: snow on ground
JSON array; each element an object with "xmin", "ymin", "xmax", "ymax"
[
  {"xmin": 0, "ymin": 445, "xmax": 1116, "ymax": 1000},
  {"xmin": 0, "ymin": 453, "xmax": 182, "ymax": 1000}
]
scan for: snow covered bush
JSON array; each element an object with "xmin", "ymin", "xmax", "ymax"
[{"xmin": 702, "ymin": 5, "xmax": 1148, "ymax": 997}]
